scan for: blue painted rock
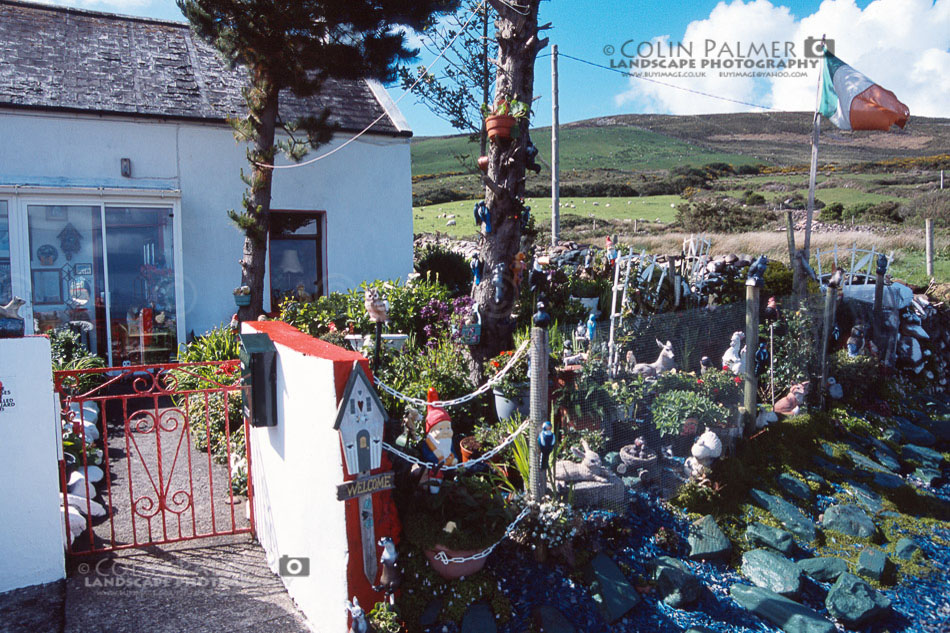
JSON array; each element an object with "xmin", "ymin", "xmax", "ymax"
[
  {"xmin": 821, "ymin": 504, "xmax": 878, "ymax": 540},
  {"xmin": 652, "ymin": 556, "xmax": 702, "ymax": 609},
  {"xmin": 730, "ymin": 584, "xmax": 835, "ymax": 633},
  {"xmin": 895, "ymin": 537, "xmax": 922, "ymax": 560},
  {"xmin": 585, "ymin": 553, "xmax": 640, "ymax": 623},
  {"xmin": 741, "ymin": 549, "xmax": 803, "ymax": 598},
  {"xmin": 857, "ymin": 547, "xmax": 894, "ymax": 583},
  {"xmin": 776, "ymin": 473, "xmax": 812, "ymax": 502},
  {"xmin": 797, "ymin": 557, "xmax": 848, "ymax": 583},
  {"xmin": 825, "ymin": 573, "xmax": 891, "ymax": 627},
  {"xmin": 746, "ymin": 522, "xmax": 796, "ymax": 556},
  {"xmin": 687, "ymin": 514, "xmax": 731, "ymax": 562},
  {"xmin": 749, "ymin": 488, "xmax": 816, "ymax": 542}
]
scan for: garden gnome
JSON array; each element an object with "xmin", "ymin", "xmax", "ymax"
[
  {"xmin": 420, "ymin": 388, "xmax": 457, "ymax": 494},
  {"xmin": 606, "ymin": 235, "xmax": 617, "ymax": 265}
]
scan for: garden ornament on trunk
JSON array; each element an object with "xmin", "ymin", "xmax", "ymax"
[
  {"xmin": 344, "ymin": 597, "xmax": 367, "ymax": 633},
  {"xmin": 492, "ymin": 263, "xmax": 507, "ymax": 304},
  {"xmin": 473, "ymin": 201, "xmax": 492, "ymax": 234},
  {"xmin": 631, "ymin": 339, "xmax": 675, "ymax": 378},
  {"xmin": 420, "ymin": 389, "xmax": 457, "ymax": 494},
  {"xmin": 512, "ymin": 252, "xmax": 527, "ymax": 289},
  {"xmin": 373, "ymin": 536, "xmax": 400, "ymax": 605},
  {"xmin": 471, "ymin": 256, "xmax": 483, "ymax": 286},
  {"xmin": 459, "ymin": 307, "xmax": 482, "ymax": 345}
]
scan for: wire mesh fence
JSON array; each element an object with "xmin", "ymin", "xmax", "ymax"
[{"xmin": 547, "ymin": 291, "xmax": 827, "ymax": 509}]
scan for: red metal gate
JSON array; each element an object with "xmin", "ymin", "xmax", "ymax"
[{"xmin": 54, "ymin": 361, "xmax": 254, "ymax": 556}]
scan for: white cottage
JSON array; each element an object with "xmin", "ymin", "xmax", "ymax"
[{"xmin": 0, "ymin": 0, "xmax": 414, "ymax": 364}]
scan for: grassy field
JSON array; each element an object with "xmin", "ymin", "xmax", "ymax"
[
  {"xmin": 415, "ymin": 195, "xmax": 684, "ymax": 239},
  {"xmin": 717, "ymin": 187, "xmax": 902, "ymax": 208},
  {"xmin": 411, "ymin": 125, "xmax": 762, "ymax": 177}
]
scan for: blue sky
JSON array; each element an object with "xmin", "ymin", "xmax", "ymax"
[{"xmin": 34, "ymin": 1, "xmax": 950, "ymax": 136}]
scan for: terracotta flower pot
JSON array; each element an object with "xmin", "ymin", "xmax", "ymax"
[
  {"xmin": 459, "ymin": 436, "xmax": 483, "ymax": 463},
  {"xmin": 485, "ymin": 114, "xmax": 516, "ymax": 142},
  {"xmin": 423, "ymin": 544, "xmax": 489, "ymax": 580}
]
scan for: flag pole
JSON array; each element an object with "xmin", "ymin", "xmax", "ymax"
[{"xmin": 803, "ymin": 35, "xmax": 826, "ymax": 261}]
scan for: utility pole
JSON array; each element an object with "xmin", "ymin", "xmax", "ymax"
[{"xmin": 551, "ymin": 43, "xmax": 560, "ymax": 245}]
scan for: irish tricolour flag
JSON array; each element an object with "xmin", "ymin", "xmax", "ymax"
[{"xmin": 819, "ymin": 51, "xmax": 909, "ymax": 131}]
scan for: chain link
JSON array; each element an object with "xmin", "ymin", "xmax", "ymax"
[
  {"xmin": 432, "ymin": 505, "xmax": 532, "ymax": 566},
  {"xmin": 381, "ymin": 418, "xmax": 530, "ymax": 472},
  {"xmin": 373, "ymin": 340, "xmax": 530, "ymax": 408}
]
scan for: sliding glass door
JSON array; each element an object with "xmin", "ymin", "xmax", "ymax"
[
  {"xmin": 0, "ymin": 202, "xmax": 10, "ymax": 306},
  {"xmin": 17, "ymin": 200, "xmax": 179, "ymax": 366}
]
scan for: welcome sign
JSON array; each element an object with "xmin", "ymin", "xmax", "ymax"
[
  {"xmin": 0, "ymin": 376, "xmax": 16, "ymax": 415},
  {"xmin": 336, "ymin": 471, "xmax": 395, "ymax": 502}
]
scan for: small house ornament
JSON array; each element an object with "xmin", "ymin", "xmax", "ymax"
[{"xmin": 333, "ymin": 362, "xmax": 387, "ymax": 477}]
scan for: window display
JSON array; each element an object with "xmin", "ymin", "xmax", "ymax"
[{"xmin": 270, "ymin": 212, "xmax": 323, "ymax": 306}]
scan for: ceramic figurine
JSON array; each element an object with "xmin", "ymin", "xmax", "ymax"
[
  {"xmin": 473, "ymin": 201, "xmax": 492, "ymax": 234},
  {"xmin": 492, "ymin": 263, "xmax": 507, "ymax": 304},
  {"xmin": 699, "ymin": 355, "xmax": 714, "ymax": 375},
  {"xmin": 754, "ymin": 342, "xmax": 769, "ymax": 375},
  {"xmin": 755, "ymin": 407, "xmax": 778, "ymax": 429},
  {"xmin": 364, "ymin": 287, "xmax": 389, "ymax": 323},
  {"xmin": 538, "ymin": 421, "xmax": 556, "ymax": 470},
  {"xmin": 525, "ymin": 142, "xmax": 541, "ymax": 174},
  {"xmin": 685, "ymin": 430, "xmax": 723, "ymax": 479},
  {"xmin": 373, "ymin": 536, "xmax": 400, "ymax": 604},
  {"xmin": 512, "ymin": 252, "xmax": 527, "ymax": 289},
  {"xmin": 763, "ymin": 296, "xmax": 781, "ymax": 322},
  {"xmin": 229, "ymin": 313, "xmax": 239, "ymax": 332},
  {"xmin": 586, "ymin": 312, "xmax": 597, "ymax": 342},
  {"xmin": 420, "ymin": 390, "xmax": 458, "ymax": 494},
  {"xmin": 529, "ymin": 259, "xmax": 546, "ymax": 294},
  {"xmin": 471, "ymin": 256, "xmax": 483, "ymax": 285},
  {"xmin": 344, "ymin": 597, "xmax": 368, "ymax": 633},
  {"xmin": 574, "ymin": 320, "xmax": 587, "ymax": 342},
  {"xmin": 828, "ymin": 267, "xmax": 844, "ymax": 288},
  {"xmin": 721, "ymin": 331, "xmax": 745, "ymax": 375},
  {"xmin": 605, "ymin": 236, "xmax": 617, "ymax": 265},
  {"xmin": 846, "ymin": 324, "xmax": 866, "ymax": 357},
  {"xmin": 555, "ymin": 440, "xmax": 609, "ymax": 484},
  {"xmin": 0, "ymin": 297, "xmax": 25, "ymax": 319},
  {"xmin": 747, "ymin": 255, "xmax": 767, "ymax": 285},
  {"xmin": 533, "ymin": 301, "xmax": 551, "ymax": 328},
  {"xmin": 520, "ymin": 205, "xmax": 531, "ymax": 231},
  {"xmin": 625, "ymin": 350, "xmax": 637, "ymax": 375},
  {"xmin": 583, "ymin": 250, "xmax": 593, "ymax": 270},
  {"xmin": 631, "ymin": 339, "xmax": 675, "ymax": 378},
  {"xmin": 295, "ymin": 283, "xmax": 313, "ymax": 303},
  {"xmin": 827, "ymin": 376, "xmax": 843, "ymax": 400},
  {"xmin": 876, "ymin": 253, "xmax": 888, "ymax": 276},
  {"xmin": 774, "ymin": 382, "xmax": 809, "ymax": 417},
  {"xmin": 832, "ymin": 323, "xmax": 841, "ymax": 342}
]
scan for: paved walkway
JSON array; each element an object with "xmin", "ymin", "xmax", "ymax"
[{"xmin": 0, "ymin": 537, "xmax": 311, "ymax": 633}]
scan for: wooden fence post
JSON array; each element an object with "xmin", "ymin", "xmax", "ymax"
[
  {"xmin": 743, "ymin": 280, "xmax": 761, "ymax": 434},
  {"xmin": 529, "ymin": 324, "xmax": 548, "ymax": 502},
  {"xmin": 925, "ymin": 218, "xmax": 934, "ymax": 278},
  {"xmin": 819, "ymin": 281, "xmax": 838, "ymax": 410}
]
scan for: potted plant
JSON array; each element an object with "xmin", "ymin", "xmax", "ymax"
[
  {"xmin": 607, "ymin": 374, "xmax": 649, "ymax": 422},
  {"xmin": 488, "ymin": 349, "xmax": 530, "ymax": 421},
  {"xmin": 481, "ymin": 96, "xmax": 529, "ymax": 143},
  {"xmin": 233, "ymin": 285, "xmax": 251, "ymax": 307},
  {"xmin": 568, "ymin": 271, "xmax": 602, "ymax": 313},
  {"xmin": 651, "ymin": 389, "xmax": 727, "ymax": 456},
  {"xmin": 402, "ymin": 473, "xmax": 514, "ymax": 580},
  {"xmin": 555, "ymin": 358, "xmax": 613, "ymax": 432},
  {"xmin": 458, "ymin": 435, "xmax": 484, "ymax": 462}
]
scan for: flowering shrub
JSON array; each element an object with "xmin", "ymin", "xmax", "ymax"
[
  {"xmin": 515, "ymin": 498, "xmax": 579, "ymax": 551},
  {"xmin": 652, "ymin": 389, "xmax": 728, "ymax": 437},
  {"xmin": 487, "ymin": 349, "xmax": 529, "ymax": 399}
]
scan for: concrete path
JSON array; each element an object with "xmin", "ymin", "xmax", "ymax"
[{"xmin": 0, "ymin": 537, "xmax": 311, "ymax": 633}]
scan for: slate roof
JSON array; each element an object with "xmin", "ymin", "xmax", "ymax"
[{"xmin": 0, "ymin": 0, "xmax": 409, "ymax": 136}]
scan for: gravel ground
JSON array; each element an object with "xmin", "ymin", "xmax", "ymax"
[{"xmin": 71, "ymin": 401, "xmax": 249, "ymax": 554}]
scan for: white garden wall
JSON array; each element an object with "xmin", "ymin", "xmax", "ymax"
[
  {"xmin": 0, "ymin": 336, "xmax": 65, "ymax": 592},
  {"xmin": 243, "ymin": 321, "xmax": 351, "ymax": 633}
]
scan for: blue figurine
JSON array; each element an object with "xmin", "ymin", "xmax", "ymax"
[
  {"xmin": 586, "ymin": 312, "xmax": 597, "ymax": 342},
  {"xmin": 492, "ymin": 263, "xmax": 507, "ymax": 304},
  {"xmin": 754, "ymin": 342, "xmax": 769, "ymax": 375},
  {"xmin": 533, "ymin": 301, "xmax": 551, "ymax": 328},
  {"xmin": 473, "ymin": 201, "xmax": 492, "ymax": 234},
  {"xmin": 538, "ymin": 421, "xmax": 556, "ymax": 470},
  {"xmin": 832, "ymin": 323, "xmax": 841, "ymax": 342},
  {"xmin": 747, "ymin": 255, "xmax": 768, "ymax": 286},
  {"xmin": 471, "ymin": 256, "xmax": 483, "ymax": 285},
  {"xmin": 876, "ymin": 253, "xmax": 888, "ymax": 276}
]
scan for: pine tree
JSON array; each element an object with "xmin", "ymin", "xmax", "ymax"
[{"xmin": 177, "ymin": 0, "xmax": 457, "ymax": 319}]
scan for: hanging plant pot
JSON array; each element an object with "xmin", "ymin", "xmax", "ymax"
[
  {"xmin": 234, "ymin": 294, "xmax": 251, "ymax": 307},
  {"xmin": 485, "ymin": 115, "xmax": 516, "ymax": 142},
  {"xmin": 477, "ymin": 155, "xmax": 489, "ymax": 173},
  {"xmin": 493, "ymin": 384, "xmax": 530, "ymax": 421}
]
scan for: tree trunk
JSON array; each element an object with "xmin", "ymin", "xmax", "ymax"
[
  {"xmin": 237, "ymin": 83, "xmax": 280, "ymax": 321},
  {"xmin": 470, "ymin": 0, "xmax": 546, "ymax": 367}
]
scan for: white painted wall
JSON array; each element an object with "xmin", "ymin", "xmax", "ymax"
[
  {"xmin": 0, "ymin": 336, "xmax": 66, "ymax": 592},
  {"xmin": 0, "ymin": 107, "xmax": 414, "ymax": 338},
  {"xmin": 244, "ymin": 324, "xmax": 348, "ymax": 633}
]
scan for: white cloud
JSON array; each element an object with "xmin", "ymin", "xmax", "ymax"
[
  {"xmin": 615, "ymin": 0, "xmax": 950, "ymax": 118},
  {"xmin": 30, "ymin": 0, "xmax": 155, "ymax": 11}
]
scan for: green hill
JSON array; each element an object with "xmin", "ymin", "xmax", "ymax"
[{"xmin": 411, "ymin": 112, "xmax": 950, "ymax": 177}]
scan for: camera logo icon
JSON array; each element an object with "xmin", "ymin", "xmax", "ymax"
[
  {"xmin": 279, "ymin": 555, "xmax": 310, "ymax": 577},
  {"xmin": 804, "ymin": 37, "xmax": 834, "ymax": 57}
]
